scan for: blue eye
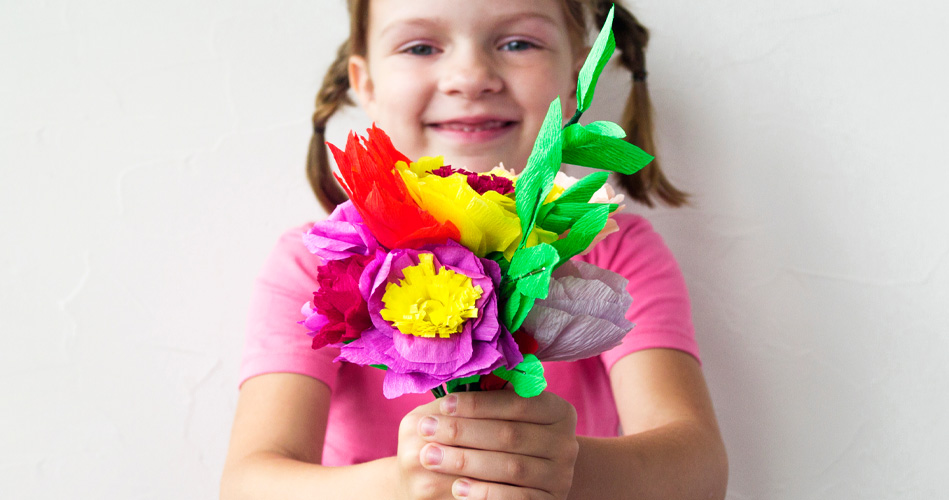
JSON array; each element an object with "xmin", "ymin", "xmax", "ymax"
[
  {"xmin": 405, "ymin": 44, "xmax": 436, "ymax": 56},
  {"xmin": 501, "ymin": 40, "xmax": 535, "ymax": 51}
]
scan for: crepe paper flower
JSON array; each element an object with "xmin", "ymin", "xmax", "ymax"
[
  {"xmin": 512, "ymin": 329, "xmax": 539, "ymax": 355},
  {"xmin": 301, "ymin": 254, "xmax": 377, "ymax": 349},
  {"xmin": 396, "ymin": 157, "xmax": 526, "ymax": 258},
  {"xmin": 549, "ymin": 171, "xmax": 625, "ymax": 255},
  {"xmin": 302, "ymin": 200, "xmax": 380, "ymax": 262},
  {"xmin": 519, "ymin": 260, "xmax": 634, "ymax": 362},
  {"xmin": 430, "ymin": 165, "xmax": 515, "ymax": 196},
  {"xmin": 581, "ymin": 218, "xmax": 620, "ymax": 256},
  {"xmin": 335, "ymin": 241, "xmax": 522, "ymax": 398},
  {"xmin": 380, "ymin": 253, "xmax": 483, "ymax": 338},
  {"xmin": 553, "ymin": 171, "xmax": 625, "ymax": 208},
  {"xmin": 328, "ymin": 126, "xmax": 461, "ymax": 250}
]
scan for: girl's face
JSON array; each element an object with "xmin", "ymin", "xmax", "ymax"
[{"xmin": 349, "ymin": 0, "xmax": 583, "ymax": 173}]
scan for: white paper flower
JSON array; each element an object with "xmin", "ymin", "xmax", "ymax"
[{"xmin": 521, "ymin": 260, "xmax": 634, "ymax": 362}]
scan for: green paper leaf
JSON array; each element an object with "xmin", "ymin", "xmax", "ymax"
[
  {"xmin": 506, "ymin": 244, "xmax": 559, "ymax": 298},
  {"xmin": 554, "ymin": 171, "xmax": 611, "ymax": 205},
  {"xmin": 546, "ymin": 202, "xmax": 618, "ymax": 221},
  {"xmin": 500, "ymin": 244, "xmax": 559, "ymax": 332},
  {"xmin": 536, "ymin": 171, "xmax": 610, "ymax": 233},
  {"xmin": 584, "ymin": 120, "xmax": 626, "ymax": 139},
  {"xmin": 576, "ymin": 6, "xmax": 616, "ymax": 113},
  {"xmin": 446, "ymin": 375, "xmax": 481, "ymax": 393},
  {"xmin": 538, "ymin": 201, "xmax": 618, "ymax": 235},
  {"xmin": 562, "ymin": 123, "xmax": 654, "ymax": 174},
  {"xmin": 493, "ymin": 354, "xmax": 546, "ymax": 398},
  {"xmin": 370, "ymin": 364, "xmax": 388, "ymax": 371},
  {"xmin": 551, "ymin": 205, "xmax": 610, "ymax": 265},
  {"xmin": 502, "ymin": 292, "xmax": 533, "ymax": 333},
  {"xmin": 516, "ymin": 99, "xmax": 563, "ymax": 248}
]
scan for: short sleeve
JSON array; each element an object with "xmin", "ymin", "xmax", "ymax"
[
  {"xmin": 577, "ymin": 213, "xmax": 700, "ymax": 372},
  {"xmin": 238, "ymin": 224, "xmax": 342, "ymax": 389}
]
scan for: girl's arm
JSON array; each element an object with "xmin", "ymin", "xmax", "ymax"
[
  {"xmin": 570, "ymin": 348, "xmax": 728, "ymax": 500},
  {"xmin": 221, "ymin": 373, "xmax": 394, "ymax": 499},
  {"xmin": 222, "ymin": 373, "xmax": 475, "ymax": 500}
]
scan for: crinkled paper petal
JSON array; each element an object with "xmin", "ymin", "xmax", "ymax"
[
  {"xmin": 337, "ymin": 242, "xmax": 521, "ymax": 398},
  {"xmin": 521, "ymin": 260, "xmax": 634, "ymax": 362},
  {"xmin": 302, "ymin": 201, "xmax": 379, "ymax": 261},
  {"xmin": 392, "ymin": 327, "xmax": 473, "ymax": 365}
]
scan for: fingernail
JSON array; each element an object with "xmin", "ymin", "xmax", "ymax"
[
  {"xmin": 440, "ymin": 394, "xmax": 457, "ymax": 415},
  {"xmin": 453, "ymin": 479, "xmax": 471, "ymax": 498},
  {"xmin": 422, "ymin": 445, "xmax": 443, "ymax": 466},
  {"xmin": 419, "ymin": 416, "xmax": 437, "ymax": 437}
]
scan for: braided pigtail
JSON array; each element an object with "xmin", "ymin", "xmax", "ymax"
[
  {"xmin": 595, "ymin": 1, "xmax": 688, "ymax": 207},
  {"xmin": 307, "ymin": 40, "xmax": 353, "ymax": 213}
]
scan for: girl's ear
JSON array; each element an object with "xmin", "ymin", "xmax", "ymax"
[{"xmin": 348, "ymin": 55, "xmax": 375, "ymax": 114}]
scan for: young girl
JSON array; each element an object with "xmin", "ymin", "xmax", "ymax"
[{"xmin": 222, "ymin": 0, "xmax": 728, "ymax": 499}]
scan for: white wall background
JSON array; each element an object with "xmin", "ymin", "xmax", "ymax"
[{"xmin": 2, "ymin": 0, "xmax": 947, "ymax": 498}]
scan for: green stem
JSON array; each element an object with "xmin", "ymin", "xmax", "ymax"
[{"xmin": 564, "ymin": 108, "xmax": 583, "ymax": 129}]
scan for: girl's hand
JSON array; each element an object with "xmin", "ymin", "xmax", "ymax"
[
  {"xmin": 398, "ymin": 398, "xmax": 463, "ymax": 500},
  {"xmin": 415, "ymin": 391, "xmax": 580, "ymax": 500}
]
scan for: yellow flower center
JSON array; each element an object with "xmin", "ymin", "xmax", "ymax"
[{"xmin": 380, "ymin": 253, "xmax": 483, "ymax": 338}]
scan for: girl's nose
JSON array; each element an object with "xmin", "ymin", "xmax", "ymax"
[{"xmin": 437, "ymin": 47, "xmax": 503, "ymax": 99}]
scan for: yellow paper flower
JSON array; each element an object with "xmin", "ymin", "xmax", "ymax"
[
  {"xmin": 396, "ymin": 158, "xmax": 557, "ymax": 260},
  {"xmin": 380, "ymin": 253, "xmax": 483, "ymax": 338}
]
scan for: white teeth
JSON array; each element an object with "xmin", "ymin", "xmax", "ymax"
[{"xmin": 439, "ymin": 120, "xmax": 506, "ymax": 132}]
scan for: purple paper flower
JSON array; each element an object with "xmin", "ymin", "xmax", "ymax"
[
  {"xmin": 302, "ymin": 201, "xmax": 380, "ymax": 261},
  {"xmin": 335, "ymin": 241, "xmax": 522, "ymax": 398}
]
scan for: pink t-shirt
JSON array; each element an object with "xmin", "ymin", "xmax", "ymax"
[{"xmin": 239, "ymin": 213, "xmax": 699, "ymax": 466}]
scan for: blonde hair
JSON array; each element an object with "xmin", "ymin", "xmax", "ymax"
[{"xmin": 307, "ymin": 0, "xmax": 687, "ymax": 212}]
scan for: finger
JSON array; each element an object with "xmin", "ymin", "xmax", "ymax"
[
  {"xmin": 452, "ymin": 478, "xmax": 555, "ymax": 500},
  {"xmin": 418, "ymin": 415, "xmax": 556, "ymax": 458},
  {"xmin": 440, "ymin": 391, "xmax": 574, "ymax": 425},
  {"xmin": 420, "ymin": 443, "xmax": 564, "ymax": 492}
]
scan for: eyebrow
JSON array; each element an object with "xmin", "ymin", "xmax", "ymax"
[{"xmin": 377, "ymin": 11, "xmax": 561, "ymax": 40}]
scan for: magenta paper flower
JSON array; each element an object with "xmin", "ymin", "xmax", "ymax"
[
  {"xmin": 301, "ymin": 255, "xmax": 376, "ymax": 349},
  {"xmin": 303, "ymin": 201, "xmax": 380, "ymax": 261},
  {"xmin": 430, "ymin": 165, "xmax": 515, "ymax": 196},
  {"xmin": 520, "ymin": 260, "xmax": 634, "ymax": 362},
  {"xmin": 335, "ymin": 241, "xmax": 522, "ymax": 398}
]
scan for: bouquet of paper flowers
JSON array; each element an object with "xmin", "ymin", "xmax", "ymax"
[{"xmin": 299, "ymin": 7, "xmax": 652, "ymax": 399}]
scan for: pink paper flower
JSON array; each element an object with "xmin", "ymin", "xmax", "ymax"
[{"xmin": 302, "ymin": 201, "xmax": 379, "ymax": 261}]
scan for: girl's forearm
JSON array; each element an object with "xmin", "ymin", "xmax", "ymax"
[
  {"xmin": 220, "ymin": 452, "xmax": 398, "ymax": 500},
  {"xmin": 569, "ymin": 421, "xmax": 728, "ymax": 500}
]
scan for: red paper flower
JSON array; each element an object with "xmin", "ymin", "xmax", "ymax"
[
  {"xmin": 329, "ymin": 126, "xmax": 460, "ymax": 250},
  {"xmin": 301, "ymin": 255, "xmax": 375, "ymax": 349}
]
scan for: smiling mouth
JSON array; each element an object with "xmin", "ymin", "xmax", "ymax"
[{"xmin": 429, "ymin": 120, "xmax": 518, "ymax": 133}]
